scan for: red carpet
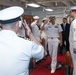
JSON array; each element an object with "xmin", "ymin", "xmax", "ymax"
[{"xmin": 30, "ymin": 54, "xmax": 66, "ymax": 75}]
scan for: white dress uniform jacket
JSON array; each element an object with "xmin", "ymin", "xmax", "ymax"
[
  {"xmin": 41, "ymin": 23, "xmax": 47, "ymax": 39},
  {"xmin": 0, "ymin": 30, "xmax": 44, "ymax": 75},
  {"xmin": 69, "ymin": 18, "xmax": 76, "ymax": 75},
  {"xmin": 45, "ymin": 23, "xmax": 63, "ymax": 70},
  {"xmin": 31, "ymin": 22, "xmax": 41, "ymax": 42},
  {"xmin": 45, "ymin": 23, "xmax": 62, "ymax": 38}
]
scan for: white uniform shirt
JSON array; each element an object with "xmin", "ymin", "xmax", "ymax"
[
  {"xmin": 69, "ymin": 19, "xmax": 76, "ymax": 75},
  {"xmin": 0, "ymin": 30, "xmax": 44, "ymax": 75},
  {"xmin": 31, "ymin": 22, "xmax": 41, "ymax": 41},
  {"xmin": 69, "ymin": 18, "xmax": 76, "ymax": 50},
  {"xmin": 41, "ymin": 23, "xmax": 47, "ymax": 39},
  {"xmin": 45, "ymin": 23, "xmax": 63, "ymax": 38}
]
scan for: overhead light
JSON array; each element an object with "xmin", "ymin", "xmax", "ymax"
[
  {"xmin": 45, "ymin": 8, "xmax": 53, "ymax": 11},
  {"xmin": 27, "ymin": 3, "xmax": 40, "ymax": 8}
]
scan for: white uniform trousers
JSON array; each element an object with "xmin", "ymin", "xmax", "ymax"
[
  {"xmin": 48, "ymin": 38, "xmax": 59, "ymax": 70},
  {"xmin": 41, "ymin": 32, "xmax": 48, "ymax": 55},
  {"xmin": 70, "ymin": 43, "xmax": 76, "ymax": 75}
]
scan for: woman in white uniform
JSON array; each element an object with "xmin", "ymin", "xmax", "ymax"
[
  {"xmin": 31, "ymin": 16, "xmax": 41, "ymax": 42},
  {"xmin": 31, "ymin": 16, "xmax": 41, "ymax": 68},
  {"xmin": 41, "ymin": 18, "xmax": 48, "ymax": 57}
]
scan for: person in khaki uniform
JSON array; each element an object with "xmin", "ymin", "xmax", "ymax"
[{"xmin": 42, "ymin": 16, "xmax": 63, "ymax": 73}]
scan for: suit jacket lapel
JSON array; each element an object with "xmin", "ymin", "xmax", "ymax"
[{"xmin": 62, "ymin": 24, "xmax": 65, "ymax": 31}]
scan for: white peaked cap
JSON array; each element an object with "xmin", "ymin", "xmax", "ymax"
[
  {"xmin": 33, "ymin": 16, "xmax": 39, "ymax": 19},
  {"xmin": 0, "ymin": 6, "xmax": 24, "ymax": 21},
  {"xmin": 42, "ymin": 18, "xmax": 48, "ymax": 21},
  {"xmin": 70, "ymin": 6, "xmax": 76, "ymax": 11}
]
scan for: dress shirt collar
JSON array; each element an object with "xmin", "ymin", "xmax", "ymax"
[
  {"xmin": 0, "ymin": 30, "xmax": 17, "ymax": 38},
  {"xmin": 63, "ymin": 23, "xmax": 66, "ymax": 25}
]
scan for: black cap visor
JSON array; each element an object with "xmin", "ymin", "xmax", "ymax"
[{"xmin": 0, "ymin": 17, "xmax": 21, "ymax": 24}]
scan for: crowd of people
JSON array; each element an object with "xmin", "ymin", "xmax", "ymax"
[
  {"xmin": 0, "ymin": 6, "xmax": 76, "ymax": 75},
  {"xmin": 30, "ymin": 15, "xmax": 70, "ymax": 73}
]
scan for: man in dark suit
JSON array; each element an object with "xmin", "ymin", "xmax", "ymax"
[{"xmin": 60, "ymin": 18, "xmax": 70, "ymax": 54}]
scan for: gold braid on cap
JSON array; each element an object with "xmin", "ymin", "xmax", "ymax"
[{"xmin": 49, "ymin": 16, "xmax": 55, "ymax": 21}]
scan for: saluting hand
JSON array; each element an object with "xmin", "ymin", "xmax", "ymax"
[
  {"xmin": 23, "ymin": 20, "xmax": 41, "ymax": 45},
  {"xmin": 23, "ymin": 20, "xmax": 31, "ymax": 36}
]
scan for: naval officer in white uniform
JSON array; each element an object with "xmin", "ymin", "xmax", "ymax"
[
  {"xmin": 31, "ymin": 16, "xmax": 41, "ymax": 42},
  {"xmin": 42, "ymin": 17, "xmax": 62, "ymax": 73},
  {"xmin": 41, "ymin": 18, "xmax": 48, "ymax": 56},
  {"xmin": 69, "ymin": 6, "xmax": 76, "ymax": 75},
  {"xmin": 31, "ymin": 16, "xmax": 41, "ymax": 68},
  {"xmin": 0, "ymin": 6, "xmax": 44, "ymax": 75}
]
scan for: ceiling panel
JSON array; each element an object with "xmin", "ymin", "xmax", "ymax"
[{"xmin": 0, "ymin": 0, "xmax": 75, "ymax": 14}]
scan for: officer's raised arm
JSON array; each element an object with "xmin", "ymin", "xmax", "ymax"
[
  {"xmin": 23, "ymin": 20, "xmax": 44, "ymax": 59},
  {"xmin": 41, "ymin": 23, "xmax": 49, "ymax": 30},
  {"xmin": 41, "ymin": 18, "xmax": 49, "ymax": 30},
  {"xmin": 31, "ymin": 42, "xmax": 44, "ymax": 59},
  {"xmin": 23, "ymin": 20, "xmax": 42, "ymax": 45},
  {"xmin": 41, "ymin": 23, "xmax": 45, "ymax": 30}
]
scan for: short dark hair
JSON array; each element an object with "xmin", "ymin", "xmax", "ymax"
[
  {"xmin": 71, "ymin": 10, "xmax": 76, "ymax": 12},
  {"xmin": 63, "ymin": 18, "xmax": 67, "ymax": 20},
  {"xmin": 42, "ymin": 20, "xmax": 45, "ymax": 23}
]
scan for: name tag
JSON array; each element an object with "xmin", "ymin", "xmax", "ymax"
[
  {"xmin": 48, "ymin": 26, "xmax": 51, "ymax": 28},
  {"xmin": 55, "ymin": 26, "xmax": 58, "ymax": 28},
  {"xmin": 73, "ymin": 28, "xmax": 76, "ymax": 32},
  {"xmin": 73, "ymin": 29, "xmax": 76, "ymax": 40}
]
